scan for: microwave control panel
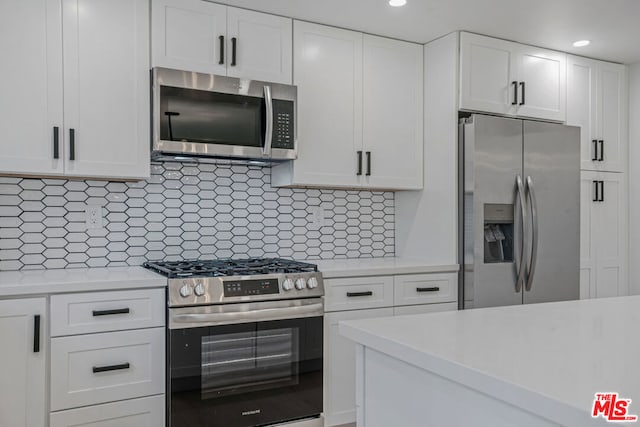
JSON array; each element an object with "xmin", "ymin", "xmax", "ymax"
[{"xmin": 272, "ymin": 100, "xmax": 295, "ymax": 149}]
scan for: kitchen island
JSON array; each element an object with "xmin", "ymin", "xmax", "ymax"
[{"xmin": 339, "ymin": 296, "xmax": 640, "ymax": 427}]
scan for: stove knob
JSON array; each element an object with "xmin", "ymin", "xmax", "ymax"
[
  {"xmin": 295, "ymin": 278, "xmax": 306, "ymax": 290},
  {"xmin": 179, "ymin": 284, "xmax": 192, "ymax": 298},
  {"xmin": 282, "ymin": 278, "xmax": 294, "ymax": 292},
  {"xmin": 194, "ymin": 282, "xmax": 205, "ymax": 297},
  {"xmin": 307, "ymin": 277, "xmax": 319, "ymax": 289}
]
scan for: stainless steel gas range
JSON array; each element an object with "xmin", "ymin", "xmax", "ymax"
[{"xmin": 144, "ymin": 258, "xmax": 325, "ymax": 427}]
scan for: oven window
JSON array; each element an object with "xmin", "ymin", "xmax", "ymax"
[
  {"xmin": 159, "ymin": 86, "xmax": 264, "ymax": 147},
  {"xmin": 169, "ymin": 317, "xmax": 323, "ymax": 427},
  {"xmin": 201, "ymin": 328, "xmax": 299, "ymax": 399}
]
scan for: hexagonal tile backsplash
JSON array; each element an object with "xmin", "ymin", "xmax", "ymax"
[{"xmin": 0, "ymin": 162, "xmax": 395, "ymax": 270}]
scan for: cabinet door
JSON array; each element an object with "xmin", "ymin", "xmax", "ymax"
[
  {"xmin": 459, "ymin": 32, "xmax": 516, "ymax": 116},
  {"xmin": 597, "ymin": 62, "xmax": 627, "ymax": 172},
  {"xmin": 226, "ymin": 7, "xmax": 292, "ymax": 84},
  {"xmin": 515, "ymin": 45, "xmax": 566, "ymax": 121},
  {"xmin": 0, "ymin": 0, "xmax": 64, "ymax": 176},
  {"xmin": 362, "ymin": 35, "xmax": 423, "ymax": 190},
  {"xmin": 274, "ymin": 21, "xmax": 362, "ymax": 188},
  {"xmin": 594, "ymin": 172, "xmax": 627, "ymax": 298},
  {"xmin": 151, "ymin": 0, "xmax": 227, "ymax": 75},
  {"xmin": 50, "ymin": 395, "xmax": 164, "ymax": 427},
  {"xmin": 579, "ymin": 172, "xmax": 597, "ymax": 299},
  {"xmin": 324, "ymin": 308, "xmax": 394, "ymax": 427},
  {"xmin": 0, "ymin": 298, "xmax": 46, "ymax": 427},
  {"xmin": 567, "ymin": 56, "xmax": 599, "ymax": 170},
  {"xmin": 62, "ymin": 0, "xmax": 150, "ymax": 179}
]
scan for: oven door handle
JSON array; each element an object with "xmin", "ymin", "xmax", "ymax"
[
  {"xmin": 262, "ymin": 85, "xmax": 273, "ymax": 156},
  {"xmin": 171, "ymin": 302, "xmax": 324, "ymax": 328}
]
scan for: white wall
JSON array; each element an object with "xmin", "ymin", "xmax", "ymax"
[{"xmin": 629, "ymin": 63, "xmax": 640, "ymax": 295}]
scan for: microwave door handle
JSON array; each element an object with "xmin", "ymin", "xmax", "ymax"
[{"xmin": 263, "ymin": 85, "xmax": 273, "ymax": 156}]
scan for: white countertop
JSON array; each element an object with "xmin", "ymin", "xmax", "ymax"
[
  {"xmin": 0, "ymin": 266, "xmax": 166, "ymax": 297},
  {"xmin": 310, "ymin": 257, "xmax": 458, "ymax": 278},
  {"xmin": 340, "ymin": 296, "xmax": 640, "ymax": 426}
]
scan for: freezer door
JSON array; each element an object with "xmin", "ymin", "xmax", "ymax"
[
  {"xmin": 461, "ymin": 115, "xmax": 524, "ymax": 309},
  {"xmin": 522, "ymin": 121, "xmax": 580, "ymax": 304}
]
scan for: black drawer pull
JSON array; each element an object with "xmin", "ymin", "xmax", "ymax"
[
  {"xmin": 69, "ymin": 128, "xmax": 76, "ymax": 160},
  {"xmin": 92, "ymin": 308, "xmax": 130, "ymax": 317},
  {"xmin": 53, "ymin": 126, "xmax": 60, "ymax": 159},
  {"xmin": 416, "ymin": 287, "xmax": 440, "ymax": 293},
  {"xmin": 511, "ymin": 81, "xmax": 518, "ymax": 105},
  {"xmin": 33, "ymin": 315, "xmax": 41, "ymax": 353},
  {"xmin": 598, "ymin": 140, "xmax": 604, "ymax": 161},
  {"xmin": 219, "ymin": 35, "xmax": 225, "ymax": 65},
  {"xmin": 347, "ymin": 291, "xmax": 373, "ymax": 298},
  {"xmin": 93, "ymin": 362, "xmax": 130, "ymax": 374},
  {"xmin": 356, "ymin": 151, "xmax": 363, "ymax": 176}
]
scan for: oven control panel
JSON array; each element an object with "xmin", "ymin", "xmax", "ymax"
[
  {"xmin": 223, "ymin": 279, "xmax": 279, "ymax": 297},
  {"xmin": 168, "ymin": 273, "xmax": 324, "ymax": 307}
]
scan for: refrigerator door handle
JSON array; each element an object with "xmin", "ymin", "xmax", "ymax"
[
  {"xmin": 525, "ymin": 176, "xmax": 539, "ymax": 292},
  {"xmin": 515, "ymin": 175, "xmax": 527, "ymax": 293}
]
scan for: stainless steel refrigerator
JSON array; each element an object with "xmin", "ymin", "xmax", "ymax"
[{"xmin": 459, "ymin": 114, "xmax": 580, "ymax": 309}]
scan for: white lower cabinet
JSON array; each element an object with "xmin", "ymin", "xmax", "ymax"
[
  {"xmin": 0, "ymin": 298, "xmax": 47, "ymax": 427},
  {"xmin": 50, "ymin": 395, "xmax": 165, "ymax": 427},
  {"xmin": 323, "ymin": 272, "xmax": 458, "ymax": 426},
  {"xmin": 50, "ymin": 328, "xmax": 165, "ymax": 410},
  {"xmin": 49, "ymin": 289, "xmax": 166, "ymax": 423},
  {"xmin": 580, "ymin": 171, "xmax": 627, "ymax": 298}
]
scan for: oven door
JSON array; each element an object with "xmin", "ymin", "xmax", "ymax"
[
  {"xmin": 168, "ymin": 298, "xmax": 323, "ymax": 427},
  {"xmin": 152, "ymin": 68, "xmax": 296, "ymax": 161}
]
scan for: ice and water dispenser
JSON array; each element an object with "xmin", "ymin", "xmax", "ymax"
[{"xmin": 484, "ymin": 204, "xmax": 514, "ymax": 263}]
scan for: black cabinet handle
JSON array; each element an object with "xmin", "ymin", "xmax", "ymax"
[
  {"xmin": 599, "ymin": 181, "xmax": 605, "ymax": 202},
  {"xmin": 92, "ymin": 308, "xmax": 130, "ymax": 317},
  {"xmin": 219, "ymin": 35, "xmax": 225, "ymax": 65},
  {"xmin": 69, "ymin": 128, "xmax": 75, "ymax": 160},
  {"xmin": 519, "ymin": 81, "xmax": 526, "ymax": 105},
  {"xmin": 93, "ymin": 362, "xmax": 130, "ymax": 374},
  {"xmin": 512, "ymin": 81, "xmax": 518, "ymax": 105},
  {"xmin": 598, "ymin": 140, "xmax": 604, "ymax": 161},
  {"xmin": 416, "ymin": 287, "xmax": 440, "ymax": 293},
  {"xmin": 366, "ymin": 151, "xmax": 371, "ymax": 176},
  {"xmin": 356, "ymin": 151, "xmax": 362, "ymax": 176},
  {"xmin": 53, "ymin": 126, "xmax": 60, "ymax": 159},
  {"xmin": 592, "ymin": 139, "xmax": 598, "ymax": 161},
  {"xmin": 347, "ymin": 291, "xmax": 373, "ymax": 297},
  {"xmin": 33, "ymin": 315, "xmax": 40, "ymax": 353},
  {"xmin": 593, "ymin": 180, "xmax": 599, "ymax": 202},
  {"xmin": 231, "ymin": 37, "xmax": 237, "ymax": 66}
]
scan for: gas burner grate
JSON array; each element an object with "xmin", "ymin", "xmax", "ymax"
[{"xmin": 143, "ymin": 258, "xmax": 318, "ymax": 278}]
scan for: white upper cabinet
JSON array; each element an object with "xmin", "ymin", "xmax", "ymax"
[
  {"xmin": 63, "ymin": 0, "xmax": 150, "ymax": 179},
  {"xmin": 459, "ymin": 33, "xmax": 515, "ymax": 116},
  {"xmin": 362, "ymin": 35, "xmax": 423, "ymax": 190},
  {"xmin": 0, "ymin": 298, "xmax": 47, "ymax": 427},
  {"xmin": 273, "ymin": 21, "xmax": 363, "ymax": 188},
  {"xmin": 0, "ymin": 0, "xmax": 149, "ymax": 180},
  {"xmin": 460, "ymin": 32, "xmax": 566, "ymax": 122},
  {"xmin": 226, "ymin": 8, "xmax": 292, "ymax": 84},
  {"xmin": 152, "ymin": 0, "xmax": 227, "ymax": 75},
  {"xmin": 272, "ymin": 21, "xmax": 423, "ymax": 190},
  {"xmin": 580, "ymin": 171, "xmax": 627, "ymax": 299},
  {"xmin": 0, "ymin": 0, "xmax": 63, "ymax": 176},
  {"xmin": 568, "ymin": 56, "xmax": 627, "ymax": 172},
  {"xmin": 152, "ymin": 1, "xmax": 292, "ymax": 84}
]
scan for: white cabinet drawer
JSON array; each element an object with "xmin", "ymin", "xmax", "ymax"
[
  {"xmin": 393, "ymin": 302, "xmax": 458, "ymax": 316},
  {"xmin": 393, "ymin": 273, "xmax": 457, "ymax": 306},
  {"xmin": 50, "ymin": 289, "xmax": 165, "ymax": 337},
  {"xmin": 324, "ymin": 276, "xmax": 394, "ymax": 312},
  {"xmin": 50, "ymin": 395, "xmax": 164, "ymax": 427},
  {"xmin": 50, "ymin": 328, "xmax": 165, "ymax": 411}
]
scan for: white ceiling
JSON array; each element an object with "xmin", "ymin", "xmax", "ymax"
[{"xmin": 215, "ymin": 0, "xmax": 640, "ymax": 64}]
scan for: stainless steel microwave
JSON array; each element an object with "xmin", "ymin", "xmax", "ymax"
[{"xmin": 152, "ymin": 67, "xmax": 297, "ymax": 163}]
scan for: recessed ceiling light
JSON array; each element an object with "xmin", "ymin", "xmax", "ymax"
[
  {"xmin": 573, "ymin": 40, "xmax": 591, "ymax": 47},
  {"xmin": 389, "ymin": 0, "xmax": 407, "ymax": 7}
]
